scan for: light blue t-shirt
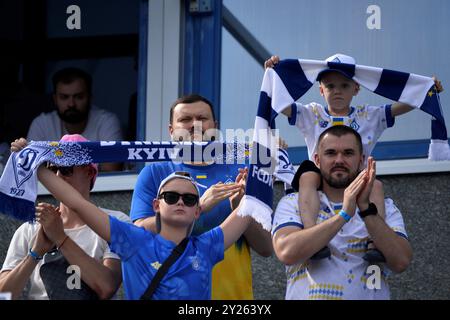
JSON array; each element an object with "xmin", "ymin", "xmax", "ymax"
[{"xmin": 108, "ymin": 216, "xmax": 224, "ymax": 300}]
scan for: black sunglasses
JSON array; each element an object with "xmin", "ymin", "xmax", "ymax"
[
  {"xmin": 47, "ymin": 165, "xmax": 74, "ymax": 177},
  {"xmin": 158, "ymin": 191, "xmax": 199, "ymax": 207}
]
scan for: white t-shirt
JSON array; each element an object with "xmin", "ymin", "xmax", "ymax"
[
  {"xmin": 288, "ymin": 102, "xmax": 395, "ymax": 160},
  {"xmin": 272, "ymin": 192, "xmax": 408, "ymax": 300},
  {"xmin": 1, "ymin": 208, "xmax": 130, "ymax": 300},
  {"xmin": 27, "ymin": 106, "xmax": 123, "ymax": 142}
]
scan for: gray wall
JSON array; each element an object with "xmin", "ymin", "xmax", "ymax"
[
  {"xmin": 1, "ymin": 172, "xmax": 449, "ymax": 299},
  {"xmin": 253, "ymin": 172, "xmax": 450, "ymax": 300}
]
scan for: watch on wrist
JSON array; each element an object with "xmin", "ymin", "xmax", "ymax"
[{"xmin": 358, "ymin": 202, "xmax": 378, "ymax": 218}]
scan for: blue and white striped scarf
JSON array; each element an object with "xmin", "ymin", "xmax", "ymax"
[
  {"xmin": 238, "ymin": 58, "xmax": 449, "ymax": 231},
  {"xmin": 0, "ymin": 140, "xmax": 294, "ymax": 222},
  {"xmin": 0, "ymin": 141, "xmax": 248, "ymax": 221}
]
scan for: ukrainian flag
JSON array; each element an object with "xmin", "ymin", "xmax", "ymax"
[{"xmin": 332, "ymin": 117, "xmax": 344, "ymax": 126}]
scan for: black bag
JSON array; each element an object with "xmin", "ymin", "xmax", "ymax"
[
  {"xmin": 140, "ymin": 237, "xmax": 189, "ymax": 300},
  {"xmin": 39, "ymin": 249, "xmax": 99, "ymax": 300}
]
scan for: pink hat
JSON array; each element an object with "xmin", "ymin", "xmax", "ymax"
[{"xmin": 59, "ymin": 134, "xmax": 98, "ymax": 190}]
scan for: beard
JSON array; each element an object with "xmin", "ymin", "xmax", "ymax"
[
  {"xmin": 57, "ymin": 105, "xmax": 90, "ymax": 124},
  {"xmin": 322, "ymin": 166, "xmax": 360, "ymax": 189}
]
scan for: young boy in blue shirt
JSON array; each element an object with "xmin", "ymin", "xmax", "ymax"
[{"xmin": 37, "ymin": 167, "xmax": 254, "ymax": 300}]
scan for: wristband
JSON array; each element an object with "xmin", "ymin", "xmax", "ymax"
[
  {"xmin": 29, "ymin": 249, "xmax": 43, "ymax": 261},
  {"xmin": 57, "ymin": 235, "xmax": 69, "ymax": 250},
  {"xmin": 339, "ymin": 210, "xmax": 352, "ymax": 223}
]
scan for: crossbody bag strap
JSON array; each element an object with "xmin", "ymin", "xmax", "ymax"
[{"xmin": 140, "ymin": 237, "xmax": 189, "ymax": 300}]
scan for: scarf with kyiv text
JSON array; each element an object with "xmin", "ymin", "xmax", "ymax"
[{"xmin": 0, "ymin": 140, "xmax": 294, "ymax": 221}]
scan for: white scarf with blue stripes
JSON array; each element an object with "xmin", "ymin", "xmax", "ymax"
[
  {"xmin": 0, "ymin": 140, "xmax": 294, "ymax": 222},
  {"xmin": 238, "ymin": 58, "xmax": 449, "ymax": 231}
]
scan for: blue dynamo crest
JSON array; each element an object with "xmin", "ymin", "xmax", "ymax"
[{"xmin": 12, "ymin": 146, "xmax": 52, "ymax": 188}]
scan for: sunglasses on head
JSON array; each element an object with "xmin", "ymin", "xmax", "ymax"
[
  {"xmin": 158, "ymin": 191, "xmax": 199, "ymax": 207},
  {"xmin": 47, "ymin": 165, "xmax": 74, "ymax": 177}
]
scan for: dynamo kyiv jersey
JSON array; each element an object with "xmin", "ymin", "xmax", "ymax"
[
  {"xmin": 130, "ymin": 161, "xmax": 253, "ymax": 299},
  {"xmin": 288, "ymin": 102, "xmax": 395, "ymax": 161},
  {"xmin": 272, "ymin": 192, "xmax": 408, "ymax": 300},
  {"xmin": 109, "ymin": 216, "xmax": 224, "ymax": 300}
]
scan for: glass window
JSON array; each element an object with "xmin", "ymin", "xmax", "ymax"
[{"xmin": 0, "ymin": 0, "xmax": 141, "ymax": 176}]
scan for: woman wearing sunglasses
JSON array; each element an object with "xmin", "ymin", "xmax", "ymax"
[{"xmin": 37, "ymin": 167, "xmax": 255, "ymax": 300}]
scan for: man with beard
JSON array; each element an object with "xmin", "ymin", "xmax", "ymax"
[
  {"xmin": 130, "ymin": 94, "xmax": 273, "ymax": 300},
  {"xmin": 271, "ymin": 125, "xmax": 412, "ymax": 300},
  {"xmin": 26, "ymin": 68, "xmax": 123, "ymax": 171}
]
